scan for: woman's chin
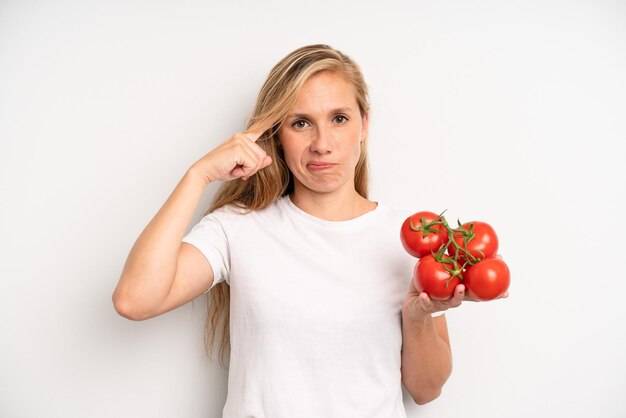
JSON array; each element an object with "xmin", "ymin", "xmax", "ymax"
[{"xmin": 296, "ymin": 178, "xmax": 351, "ymax": 196}]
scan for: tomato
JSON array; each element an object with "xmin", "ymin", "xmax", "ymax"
[
  {"xmin": 400, "ymin": 211, "xmax": 448, "ymax": 258},
  {"xmin": 449, "ymin": 221, "xmax": 498, "ymax": 263},
  {"xmin": 413, "ymin": 255, "xmax": 462, "ymax": 300},
  {"xmin": 463, "ymin": 258, "xmax": 510, "ymax": 301}
]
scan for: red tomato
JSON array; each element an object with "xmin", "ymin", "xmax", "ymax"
[
  {"xmin": 413, "ymin": 255, "xmax": 462, "ymax": 300},
  {"xmin": 463, "ymin": 258, "xmax": 510, "ymax": 301},
  {"xmin": 449, "ymin": 221, "xmax": 498, "ymax": 263},
  {"xmin": 400, "ymin": 211, "xmax": 448, "ymax": 258}
]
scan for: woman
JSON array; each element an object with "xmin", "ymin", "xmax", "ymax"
[{"xmin": 113, "ymin": 44, "xmax": 464, "ymax": 417}]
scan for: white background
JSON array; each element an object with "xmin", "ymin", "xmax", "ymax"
[{"xmin": 1, "ymin": 0, "xmax": 625, "ymax": 417}]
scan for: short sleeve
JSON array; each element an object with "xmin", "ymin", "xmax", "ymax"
[{"xmin": 182, "ymin": 212, "xmax": 231, "ymax": 292}]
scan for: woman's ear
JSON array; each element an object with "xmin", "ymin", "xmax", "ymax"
[{"xmin": 361, "ymin": 112, "xmax": 369, "ymax": 142}]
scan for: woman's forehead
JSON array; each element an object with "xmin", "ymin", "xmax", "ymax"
[{"xmin": 290, "ymin": 72, "xmax": 358, "ymax": 113}]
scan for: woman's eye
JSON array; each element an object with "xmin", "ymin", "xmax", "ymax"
[
  {"xmin": 334, "ymin": 115, "xmax": 348, "ymax": 124},
  {"xmin": 292, "ymin": 120, "xmax": 309, "ymax": 129}
]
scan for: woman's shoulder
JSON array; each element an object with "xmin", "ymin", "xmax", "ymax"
[
  {"xmin": 377, "ymin": 201, "xmax": 412, "ymax": 221},
  {"xmin": 211, "ymin": 202, "xmax": 250, "ymax": 216},
  {"xmin": 206, "ymin": 196, "xmax": 285, "ymax": 219}
]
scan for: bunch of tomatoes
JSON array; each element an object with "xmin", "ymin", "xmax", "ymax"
[{"xmin": 400, "ymin": 211, "xmax": 510, "ymax": 301}]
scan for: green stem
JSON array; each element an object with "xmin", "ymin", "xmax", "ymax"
[{"xmin": 430, "ymin": 213, "xmax": 482, "ymax": 269}]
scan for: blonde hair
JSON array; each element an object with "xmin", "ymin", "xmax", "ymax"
[{"xmin": 203, "ymin": 44, "xmax": 371, "ymax": 369}]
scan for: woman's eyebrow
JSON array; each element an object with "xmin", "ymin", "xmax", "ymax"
[{"xmin": 286, "ymin": 107, "xmax": 355, "ymax": 119}]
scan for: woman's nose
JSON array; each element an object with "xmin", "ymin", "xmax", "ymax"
[{"xmin": 310, "ymin": 126, "xmax": 333, "ymax": 154}]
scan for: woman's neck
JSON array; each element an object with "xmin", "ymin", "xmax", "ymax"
[{"xmin": 289, "ymin": 188, "xmax": 377, "ymax": 221}]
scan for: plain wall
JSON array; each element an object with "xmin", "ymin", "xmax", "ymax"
[{"xmin": 1, "ymin": 0, "xmax": 625, "ymax": 417}]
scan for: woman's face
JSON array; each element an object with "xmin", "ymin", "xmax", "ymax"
[{"xmin": 278, "ymin": 70, "xmax": 368, "ymax": 199}]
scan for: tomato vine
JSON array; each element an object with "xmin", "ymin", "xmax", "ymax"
[{"xmin": 413, "ymin": 210, "xmax": 486, "ymax": 287}]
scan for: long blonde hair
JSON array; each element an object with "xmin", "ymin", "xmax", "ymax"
[{"xmin": 203, "ymin": 44, "xmax": 371, "ymax": 369}]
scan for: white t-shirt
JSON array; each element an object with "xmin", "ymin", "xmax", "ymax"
[{"xmin": 182, "ymin": 195, "xmax": 441, "ymax": 418}]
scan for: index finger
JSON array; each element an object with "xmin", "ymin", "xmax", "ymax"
[{"xmin": 242, "ymin": 128, "xmax": 266, "ymax": 142}]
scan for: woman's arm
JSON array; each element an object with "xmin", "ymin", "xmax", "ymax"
[
  {"xmin": 112, "ymin": 168, "xmax": 214, "ymax": 320},
  {"xmin": 400, "ymin": 255, "xmax": 510, "ymax": 404},
  {"xmin": 400, "ymin": 313, "xmax": 453, "ymax": 405},
  {"xmin": 112, "ymin": 129, "xmax": 272, "ymax": 320},
  {"xmin": 400, "ymin": 277, "xmax": 465, "ymax": 404}
]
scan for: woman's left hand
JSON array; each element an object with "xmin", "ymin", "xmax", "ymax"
[
  {"xmin": 401, "ymin": 277, "xmax": 465, "ymax": 322},
  {"xmin": 401, "ymin": 276, "xmax": 509, "ymax": 322}
]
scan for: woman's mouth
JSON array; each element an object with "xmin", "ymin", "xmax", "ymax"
[{"xmin": 307, "ymin": 161, "xmax": 336, "ymax": 171}]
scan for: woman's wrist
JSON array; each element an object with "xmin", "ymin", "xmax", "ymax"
[
  {"xmin": 186, "ymin": 165, "xmax": 213, "ymax": 188},
  {"xmin": 402, "ymin": 311, "xmax": 434, "ymax": 334},
  {"xmin": 402, "ymin": 304, "xmax": 430, "ymax": 323}
]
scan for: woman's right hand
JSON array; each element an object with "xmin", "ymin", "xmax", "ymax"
[{"xmin": 190, "ymin": 129, "xmax": 273, "ymax": 185}]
